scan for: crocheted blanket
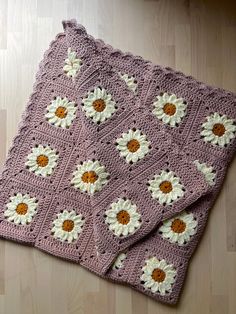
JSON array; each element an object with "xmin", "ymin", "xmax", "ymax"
[{"xmin": 0, "ymin": 19, "xmax": 235, "ymax": 304}]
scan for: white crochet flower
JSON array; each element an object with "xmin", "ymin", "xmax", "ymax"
[
  {"xmin": 71, "ymin": 160, "xmax": 109, "ymax": 195},
  {"xmin": 51, "ymin": 210, "xmax": 84, "ymax": 243},
  {"xmin": 116, "ymin": 129, "xmax": 150, "ymax": 163},
  {"xmin": 4, "ymin": 193, "xmax": 38, "ymax": 225},
  {"xmin": 193, "ymin": 160, "xmax": 216, "ymax": 186},
  {"xmin": 148, "ymin": 170, "xmax": 185, "ymax": 205},
  {"xmin": 105, "ymin": 198, "xmax": 141, "ymax": 237},
  {"xmin": 152, "ymin": 93, "xmax": 187, "ymax": 127},
  {"xmin": 159, "ymin": 211, "xmax": 197, "ymax": 245},
  {"xmin": 201, "ymin": 112, "xmax": 236, "ymax": 147},
  {"xmin": 112, "ymin": 252, "xmax": 127, "ymax": 270},
  {"xmin": 45, "ymin": 96, "xmax": 77, "ymax": 128},
  {"xmin": 140, "ymin": 257, "xmax": 177, "ymax": 295},
  {"xmin": 118, "ymin": 72, "xmax": 137, "ymax": 93},
  {"xmin": 25, "ymin": 145, "xmax": 58, "ymax": 177},
  {"xmin": 63, "ymin": 48, "xmax": 82, "ymax": 78},
  {"xmin": 81, "ymin": 87, "xmax": 116, "ymax": 123}
]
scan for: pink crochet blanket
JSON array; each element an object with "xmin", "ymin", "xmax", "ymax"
[{"xmin": 0, "ymin": 19, "xmax": 235, "ymax": 304}]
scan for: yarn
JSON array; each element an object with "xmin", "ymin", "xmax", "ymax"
[{"xmin": 0, "ymin": 19, "xmax": 235, "ymax": 305}]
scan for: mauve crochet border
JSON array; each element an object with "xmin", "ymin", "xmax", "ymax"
[{"xmin": 0, "ymin": 19, "xmax": 235, "ymax": 305}]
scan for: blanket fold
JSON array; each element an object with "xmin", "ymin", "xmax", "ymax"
[{"xmin": 0, "ymin": 19, "xmax": 235, "ymax": 305}]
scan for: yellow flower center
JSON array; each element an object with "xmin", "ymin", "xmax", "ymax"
[
  {"xmin": 16, "ymin": 203, "xmax": 28, "ymax": 215},
  {"xmin": 55, "ymin": 106, "xmax": 67, "ymax": 119},
  {"xmin": 163, "ymin": 103, "xmax": 176, "ymax": 116},
  {"xmin": 116, "ymin": 210, "xmax": 130, "ymax": 225},
  {"xmin": 62, "ymin": 219, "xmax": 74, "ymax": 232},
  {"xmin": 159, "ymin": 181, "xmax": 173, "ymax": 194},
  {"xmin": 93, "ymin": 99, "xmax": 106, "ymax": 112},
  {"xmin": 171, "ymin": 218, "xmax": 186, "ymax": 233},
  {"xmin": 127, "ymin": 139, "xmax": 140, "ymax": 153},
  {"xmin": 212, "ymin": 123, "xmax": 225, "ymax": 137},
  {"xmin": 81, "ymin": 171, "xmax": 98, "ymax": 183},
  {"xmin": 152, "ymin": 268, "xmax": 166, "ymax": 282},
  {"xmin": 36, "ymin": 155, "xmax": 49, "ymax": 167}
]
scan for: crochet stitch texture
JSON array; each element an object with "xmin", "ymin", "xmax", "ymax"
[{"xmin": 0, "ymin": 19, "xmax": 235, "ymax": 304}]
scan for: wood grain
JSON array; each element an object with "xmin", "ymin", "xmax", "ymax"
[{"xmin": 0, "ymin": 0, "xmax": 235, "ymax": 313}]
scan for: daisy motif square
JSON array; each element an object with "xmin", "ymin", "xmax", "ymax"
[
  {"xmin": 105, "ymin": 198, "xmax": 142, "ymax": 237},
  {"xmin": 81, "ymin": 86, "xmax": 117, "ymax": 124},
  {"xmin": 56, "ymin": 145, "xmax": 105, "ymax": 203},
  {"xmin": 138, "ymin": 249, "xmax": 187, "ymax": 303},
  {"xmin": 144, "ymin": 69, "xmax": 201, "ymax": 131},
  {"xmin": 35, "ymin": 195, "xmax": 92, "ymax": 262},
  {"xmin": 71, "ymin": 159, "xmax": 109, "ymax": 195},
  {"xmin": 120, "ymin": 234, "xmax": 188, "ymax": 303},
  {"xmin": 6, "ymin": 130, "xmax": 74, "ymax": 192},
  {"xmin": 152, "ymin": 92, "xmax": 187, "ymax": 127},
  {"xmin": 158, "ymin": 211, "xmax": 198, "ymax": 246},
  {"xmin": 147, "ymin": 170, "xmax": 185, "ymax": 205},
  {"xmin": 30, "ymin": 82, "xmax": 84, "ymax": 143},
  {"xmin": 45, "ymin": 96, "xmax": 77, "ymax": 129},
  {"xmin": 116, "ymin": 129, "xmax": 150, "ymax": 164},
  {"xmin": 155, "ymin": 197, "xmax": 210, "ymax": 257},
  {"xmin": 183, "ymin": 103, "xmax": 236, "ymax": 158},
  {"xmin": 200, "ymin": 112, "xmax": 236, "ymax": 147},
  {"xmin": 77, "ymin": 69, "xmax": 139, "ymax": 134},
  {"xmin": 140, "ymin": 256, "xmax": 177, "ymax": 295},
  {"xmin": 0, "ymin": 179, "xmax": 50, "ymax": 244}
]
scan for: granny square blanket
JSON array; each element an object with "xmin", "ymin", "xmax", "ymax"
[{"xmin": 0, "ymin": 19, "xmax": 236, "ymax": 304}]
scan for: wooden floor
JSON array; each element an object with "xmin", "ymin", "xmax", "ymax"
[{"xmin": 0, "ymin": 0, "xmax": 236, "ymax": 313}]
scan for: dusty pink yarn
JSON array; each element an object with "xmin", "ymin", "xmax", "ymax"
[{"xmin": 0, "ymin": 19, "xmax": 235, "ymax": 304}]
